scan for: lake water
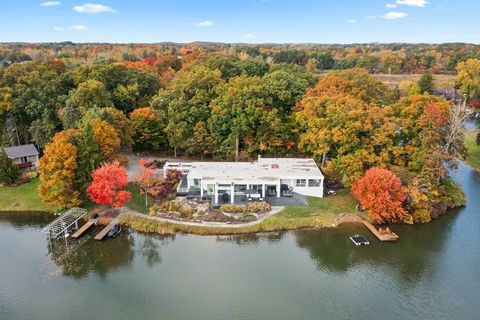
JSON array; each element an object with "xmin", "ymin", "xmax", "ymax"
[{"xmin": 1, "ymin": 163, "xmax": 479, "ymax": 320}]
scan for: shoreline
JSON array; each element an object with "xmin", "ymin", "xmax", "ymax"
[{"xmin": 119, "ymin": 210, "xmax": 362, "ymax": 236}]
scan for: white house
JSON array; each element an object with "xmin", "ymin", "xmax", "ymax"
[
  {"xmin": 164, "ymin": 156, "xmax": 324, "ymax": 205},
  {"xmin": 3, "ymin": 144, "xmax": 39, "ymax": 170}
]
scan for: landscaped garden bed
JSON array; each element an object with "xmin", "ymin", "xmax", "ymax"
[{"xmin": 148, "ymin": 197, "xmax": 270, "ymax": 224}]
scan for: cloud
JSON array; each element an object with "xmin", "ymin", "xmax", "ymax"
[
  {"xmin": 53, "ymin": 26, "xmax": 64, "ymax": 32},
  {"xmin": 396, "ymin": 0, "xmax": 427, "ymax": 7},
  {"xmin": 40, "ymin": 1, "xmax": 61, "ymax": 7},
  {"xmin": 382, "ymin": 11, "xmax": 408, "ymax": 19},
  {"xmin": 347, "ymin": 19, "xmax": 357, "ymax": 23},
  {"xmin": 70, "ymin": 24, "xmax": 89, "ymax": 31},
  {"xmin": 386, "ymin": 3, "xmax": 397, "ymax": 8},
  {"xmin": 195, "ymin": 20, "xmax": 214, "ymax": 27},
  {"xmin": 73, "ymin": 3, "xmax": 117, "ymax": 14},
  {"xmin": 243, "ymin": 33, "xmax": 256, "ymax": 39}
]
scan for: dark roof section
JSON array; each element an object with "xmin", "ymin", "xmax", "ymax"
[{"xmin": 3, "ymin": 144, "xmax": 39, "ymax": 159}]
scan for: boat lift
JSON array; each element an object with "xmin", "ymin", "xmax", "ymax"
[{"xmin": 41, "ymin": 207, "xmax": 88, "ymax": 240}]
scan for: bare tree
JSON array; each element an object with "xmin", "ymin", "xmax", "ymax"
[{"xmin": 444, "ymin": 96, "xmax": 471, "ymax": 159}]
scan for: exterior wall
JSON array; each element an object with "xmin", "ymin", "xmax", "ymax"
[
  {"xmin": 291, "ymin": 184, "xmax": 324, "ymax": 197},
  {"xmin": 28, "ymin": 155, "xmax": 39, "ymax": 168}
]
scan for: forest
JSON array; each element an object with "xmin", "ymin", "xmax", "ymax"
[{"xmin": 1, "ymin": 42, "xmax": 478, "ymax": 224}]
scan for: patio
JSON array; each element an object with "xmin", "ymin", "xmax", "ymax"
[{"xmin": 266, "ymin": 192, "xmax": 308, "ymax": 206}]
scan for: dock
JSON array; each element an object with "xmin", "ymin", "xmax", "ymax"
[
  {"xmin": 362, "ymin": 221, "xmax": 399, "ymax": 241},
  {"xmin": 94, "ymin": 219, "xmax": 118, "ymax": 241},
  {"xmin": 71, "ymin": 220, "xmax": 96, "ymax": 239}
]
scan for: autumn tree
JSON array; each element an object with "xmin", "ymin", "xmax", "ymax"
[
  {"xmin": 456, "ymin": 58, "xmax": 480, "ymax": 100},
  {"xmin": 130, "ymin": 107, "xmax": 166, "ymax": 151},
  {"xmin": 91, "ymin": 119, "xmax": 121, "ymax": 159},
  {"xmin": 188, "ymin": 121, "xmax": 213, "ymax": 159},
  {"xmin": 294, "ymin": 70, "xmax": 395, "ymax": 184},
  {"xmin": 352, "ymin": 168, "xmax": 407, "ymax": 224},
  {"xmin": 135, "ymin": 160, "xmax": 182, "ymax": 208},
  {"xmin": 0, "ymin": 149, "xmax": 19, "ymax": 185},
  {"xmin": 38, "ymin": 129, "xmax": 81, "ymax": 208},
  {"xmin": 87, "ymin": 161, "xmax": 131, "ymax": 208}
]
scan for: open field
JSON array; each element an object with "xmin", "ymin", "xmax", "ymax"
[
  {"xmin": 121, "ymin": 189, "xmax": 359, "ymax": 235},
  {"xmin": 465, "ymin": 130, "xmax": 480, "ymax": 170},
  {"xmin": 0, "ymin": 178, "xmax": 52, "ymax": 212},
  {"xmin": 372, "ymin": 73, "xmax": 456, "ymax": 89}
]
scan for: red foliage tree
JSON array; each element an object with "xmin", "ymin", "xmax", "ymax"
[
  {"xmin": 135, "ymin": 160, "xmax": 182, "ymax": 209},
  {"xmin": 351, "ymin": 167, "xmax": 407, "ymax": 224},
  {"xmin": 87, "ymin": 161, "xmax": 132, "ymax": 208}
]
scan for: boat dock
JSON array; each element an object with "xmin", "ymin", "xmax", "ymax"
[
  {"xmin": 362, "ymin": 221, "xmax": 399, "ymax": 241},
  {"xmin": 94, "ymin": 219, "xmax": 119, "ymax": 241},
  {"xmin": 71, "ymin": 220, "xmax": 96, "ymax": 239}
]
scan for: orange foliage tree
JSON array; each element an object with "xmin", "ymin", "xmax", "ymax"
[
  {"xmin": 91, "ymin": 119, "xmax": 121, "ymax": 159},
  {"xmin": 38, "ymin": 129, "xmax": 81, "ymax": 208},
  {"xmin": 351, "ymin": 167, "xmax": 407, "ymax": 224},
  {"xmin": 87, "ymin": 161, "xmax": 131, "ymax": 208}
]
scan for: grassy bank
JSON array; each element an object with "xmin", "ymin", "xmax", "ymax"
[
  {"xmin": 465, "ymin": 130, "xmax": 480, "ymax": 170},
  {"xmin": 371, "ymin": 73, "xmax": 455, "ymax": 89},
  {"xmin": 120, "ymin": 189, "xmax": 359, "ymax": 235},
  {"xmin": 125, "ymin": 183, "xmax": 153, "ymax": 214},
  {"xmin": 0, "ymin": 178, "xmax": 52, "ymax": 212}
]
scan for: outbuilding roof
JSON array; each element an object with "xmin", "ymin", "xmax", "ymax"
[{"xmin": 3, "ymin": 144, "xmax": 39, "ymax": 159}]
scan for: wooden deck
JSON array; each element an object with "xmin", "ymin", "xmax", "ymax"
[
  {"xmin": 94, "ymin": 219, "xmax": 118, "ymax": 241},
  {"xmin": 71, "ymin": 220, "xmax": 96, "ymax": 239},
  {"xmin": 362, "ymin": 221, "xmax": 399, "ymax": 241}
]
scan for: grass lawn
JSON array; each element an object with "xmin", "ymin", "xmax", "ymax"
[
  {"xmin": 371, "ymin": 73, "xmax": 456, "ymax": 89},
  {"xmin": 0, "ymin": 178, "xmax": 52, "ymax": 212},
  {"xmin": 125, "ymin": 183, "xmax": 152, "ymax": 214},
  {"xmin": 260, "ymin": 189, "xmax": 358, "ymax": 229},
  {"xmin": 465, "ymin": 130, "xmax": 480, "ymax": 170},
  {"xmin": 121, "ymin": 189, "xmax": 359, "ymax": 235}
]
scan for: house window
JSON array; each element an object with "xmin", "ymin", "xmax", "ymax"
[
  {"xmin": 193, "ymin": 179, "xmax": 200, "ymax": 187},
  {"xmin": 308, "ymin": 179, "xmax": 321, "ymax": 187},
  {"xmin": 234, "ymin": 185, "xmax": 247, "ymax": 192},
  {"xmin": 296, "ymin": 179, "xmax": 306, "ymax": 187},
  {"xmin": 21, "ymin": 156, "xmax": 28, "ymax": 163}
]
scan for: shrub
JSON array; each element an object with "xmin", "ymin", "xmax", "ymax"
[
  {"xmin": 220, "ymin": 202, "xmax": 271, "ymax": 213},
  {"xmin": 148, "ymin": 203, "xmax": 161, "ymax": 216},
  {"xmin": 220, "ymin": 204, "xmax": 247, "ymax": 213},
  {"xmin": 246, "ymin": 202, "xmax": 271, "ymax": 213},
  {"xmin": 159, "ymin": 200, "xmax": 181, "ymax": 212},
  {"xmin": 25, "ymin": 171, "xmax": 38, "ymax": 180}
]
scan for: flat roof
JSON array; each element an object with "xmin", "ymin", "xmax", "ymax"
[
  {"xmin": 185, "ymin": 158, "xmax": 323, "ymax": 184},
  {"xmin": 3, "ymin": 144, "xmax": 39, "ymax": 159}
]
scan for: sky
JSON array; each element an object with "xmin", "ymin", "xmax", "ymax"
[{"xmin": 1, "ymin": 0, "xmax": 479, "ymax": 43}]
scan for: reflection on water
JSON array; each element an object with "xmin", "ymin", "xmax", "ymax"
[{"xmin": 0, "ymin": 163, "xmax": 479, "ymax": 320}]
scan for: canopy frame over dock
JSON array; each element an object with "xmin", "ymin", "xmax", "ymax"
[{"xmin": 41, "ymin": 208, "xmax": 88, "ymax": 239}]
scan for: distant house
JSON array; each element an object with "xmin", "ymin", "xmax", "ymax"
[
  {"xmin": 4, "ymin": 144, "xmax": 40, "ymax": 170},
  {"xmin": 164, "ymin": 156, "xmax": 324, "ymax": 205},
  {"xmin": 432, "ymin": 89, "xmax": 463, "ymax": 104}
]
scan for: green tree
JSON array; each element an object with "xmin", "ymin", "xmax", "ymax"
[
  {"xmin": 418, "ymin": 69, "xmax": 434, "ymax": 94},
  {"xmin": 0, "ymin": 149, "xmax": 19, "ymax": 185},
  {"xmin": 75, "ymin": 122, "xmax": 102, "ymax": 199},
  {"xmin": 152, "ymin": 66, "xmax": 223, "ymax": 156},
  {"xmin": 63, "ymin": 79, "xmax": 113, "ymax": 128}
]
